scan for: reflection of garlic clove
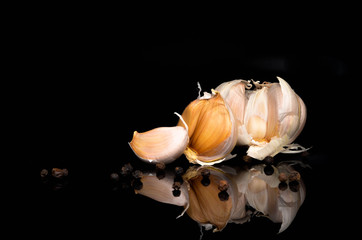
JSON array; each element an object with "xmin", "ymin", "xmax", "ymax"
[
  {"xmin": 274, "ymin": 163, "xmax": 306, "ymax": 233},
  {"xmin": 184, "ymin": 166, "xmax": 248, "ymax": 232},
  {"xmin": 245, "ymin": 169, "xmax": 280, "ymax": 219},
  {"xmin": 135, "ymin": 171, "xmax": 189, "ymax": 218},
  {"xmin": 129, "ymin": 113, "xmax": 189, "ymax": 164},
  {"xmin": 238, "ymin": 163, "xmax": 305, "ymax": 233},
  {"xmin": 177, "ymin": 90, "xmax": 238, "ymax": 165}
]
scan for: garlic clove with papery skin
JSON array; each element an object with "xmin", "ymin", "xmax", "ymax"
[
  {"xmin": 215, "ymin": 79, "xmax": 252, "ymax": 146},
  {"xmin": 216, "ymin": 77, "xmax": 307, "ymax": 160},
  {"xmin": 129, "ymin": 113, "xmax": 189, "ymax": 164},
  {"xmin": 177, "ymin": 90, "xmax": 238, "ymax": 165},
  {"xmin": 246, "ymin": 77, "xmax": 307, "ymax": 160}
]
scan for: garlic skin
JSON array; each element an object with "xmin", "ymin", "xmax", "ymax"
[
  {"xmin": 129, "ymin": 113, "xmax": 189, "ymax": 164},
  {"xmin": 217, "ymin": 77, "xmax": 307, "ymax": 160},
  {"xmin": 177, "ymin": 90, "xmax": 238, "ymax": 165}
]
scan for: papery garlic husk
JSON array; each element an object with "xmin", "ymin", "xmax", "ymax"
[
  {"xmin": 177, "ymin": 90, "xmax": 238, "ymax": 165},
  {"xmin": 129, "ymin": 113, "xmax": 189, "ymax": 164},
  {"xmin": 183, "ymin": 166, "xmax": 248, "ymax": 232},
  {"xmin": 216, "ymin": 77, "xmax": 307, "ymax": 160},
  {"xmin": 134, "ymin": 170, "xmax": 189, "ymax": 218}
]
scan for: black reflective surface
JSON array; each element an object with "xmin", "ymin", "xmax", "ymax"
[{"xmin": 15, "ymin": 20, "xmax": 354, "ymax": 239}]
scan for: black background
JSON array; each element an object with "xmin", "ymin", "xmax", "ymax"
[{"xmin": 12, "ymin": 6, "xmax": 357, "ymax": 240}]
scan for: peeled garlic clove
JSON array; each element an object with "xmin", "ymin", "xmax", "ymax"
[
  {"xmin": 129, "ymin": 113, "xmax": 189, "ymax": 164},
  {"xmin": 177, "ymin": 90, "xmax": 237, "ymax": 164},
  {"xmin": 244, "ymin": 167, "xmax": 280, "ymax": 218},
  {"xmin": 244, "ymin": 86, "xmax": 270, "ymax": 142}
]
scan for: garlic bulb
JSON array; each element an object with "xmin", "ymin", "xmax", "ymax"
[
  {"xmin": 216, "ymin": 77, "xmax": 307, "ymax": 160},
  {"xmin": 129, "ymin": 76, "xmax": 307, "ymax": 165},
  {"xmin": 129, "ymin": 113, "xmax": 189, "ymax": 164},
  {"xmin": 177, "ymin": 90, "xmax": 238, "ymax": 165}
]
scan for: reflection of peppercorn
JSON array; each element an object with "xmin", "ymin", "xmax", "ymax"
[
  {"xmin": 132, "ymin": 178, "xmax": 143, "ymax": 190},
  {"xmin": 131, "ymin": 170, "xmax": 143, "ymax": 190},
  {"xmin": 171, "ymin": 166, "xmax": 185, "ymax": 197},
  {"xmin": 172, "ymin": 181, "xmax": 182, "ymax": 197},
  {"xmin": 200, "ymin": 169, "xmax": 210, "ymax": 187},
  {"xmin": 40, "ymin": 168, "xmax": 69, "ymax": 191},
  {"xmin": 218, "ymin": 190, "xmax": 229, "ymax": 201},
  {"xmin": 155, "ymin": 162, "xmax": 166, "ymax": 180},
  {"xmin": 278, "ymin": 181, "xmax": 288, "ymax": 191},
  {"xmin": 121, "ymin": 163, "xmax": 133, "ymax": 176},
  {"xmin": 264, "ymin": 164, "xmax": 274, "ymax": 176},
  {"xmin": 218, "ymin": 180, "xmax": 229, "ymax": 201},
  {"xmin": 288, "ymin": 180, "xmax": 300, "ymax": 192},
  {"xmin": 278, "ymin": 171, "xmax": 301, "ymax": 192},
  {"xmin": 52, "ymin": 168, "xmax": 68, "ymax": 178},
  {"xmin": 40, "ymin": 169, "xmax": 48, "ymax": 178}
]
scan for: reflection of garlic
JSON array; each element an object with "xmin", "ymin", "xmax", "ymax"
[
  {"xmin": 177, "ymin": 90, "xmax": 238, "ymax": 165},
  {"xmin": 236, "ymin": 163, "xmax": 305, "ymax": 233},
  {"xmin": 129, "ymin": 113, "xmax": 189, "ymax": 164},
  {"xmin": 184, "ymin": 166, "xmax": 248, "ymax": 232},
  {"xmin": 134, "ymin": 171, "xmax": 189, "ymax": 218},
  {"xmin": 131, "ymin": 162, "xmax": 305, "ymax": 234},
  {"xmin": 217, "ymin": 77, "xmax": 307, "ymax": 160}
]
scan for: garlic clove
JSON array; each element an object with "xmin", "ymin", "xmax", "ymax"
[
  {"xmin": 244, "ymin": 85, "xmax": 276, "ymax": 143},
  {"xmin": 216, "ymin": 79, "xmax": 251, "ymax": 146},
  {"xmin": 129, "ymin": 113, "xmax": 189, "ymax": 164},
  {"xmin": 277, "ymin": 76, "xmax": 306, "ymax": 141},
  {"xmin": 245, "ymin": 77, "xmax": 307, "ymax": 160},
  {"xmin": 177, "ymin": 90, "xmax": 237, "ymax": 164}
]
